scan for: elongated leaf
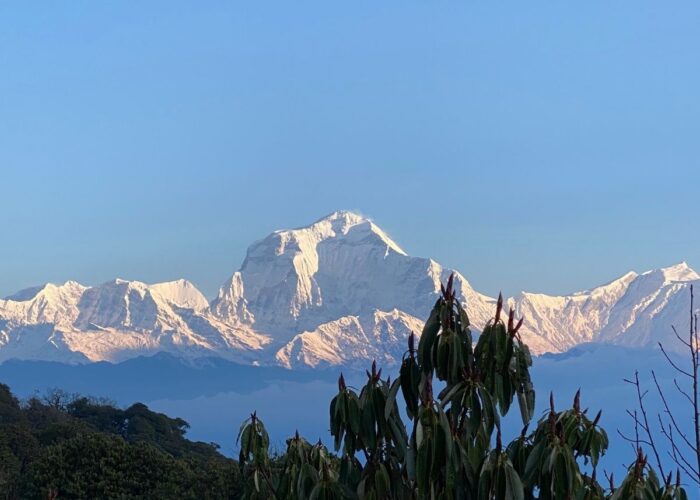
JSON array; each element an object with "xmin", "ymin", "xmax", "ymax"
[
  {"xmin": 505, "ymin": 463, "xmax": 524, "ymax": 500},
  {"xmin": 418, "ymin": 300, "xmax": 441, "ymax": 372},
  {"xmin": 385, "ymin": 377, "xmax": 402, "ymax": 421}
]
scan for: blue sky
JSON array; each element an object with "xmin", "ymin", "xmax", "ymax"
[{"xmin": 1, "ymin": 1, "xmax": 698, "ymax": 299}]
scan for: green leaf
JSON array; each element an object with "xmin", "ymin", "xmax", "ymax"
[
  {"xmin": 348, "ymin": 394, "xmax": 361, "ymax": 435},
  {"xmin": 385, "ymin": 377, "xmax": 402, "ymax": 421},
  {"xmin": 418, "ymin": 300, "xmax": 441, "ymax": 372},
  {"xmin": 437, "ymin": 406, "xmax": 453, "ymax": 460},
  {"xmin": 406, "ymin": 443, "xmax": 417, "ymax": 481},
  {"xmin": 524, "ymin": 441, "xmax": 544, "ymax": 484},
  {"xmin": 253, "ymin": 469, "xmax": 260, "ymax": 492},
  {"xmin": 505, "ymin": 463, "xmax": 524, "ymax": 500},
  {"xmin": 376, "ymin": 463, "xmax": 390, "ymax": 497}
]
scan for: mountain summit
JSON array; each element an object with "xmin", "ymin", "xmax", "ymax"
[
  {"xmin": 214, "ymin": 211, "xmax": 487, "ymax": 325},
  {"xmin": 210, "ymin": 210, "xmax": 496, "ymax": 367},
  {"xmin": 1, "ymin": 212, "xmax": 697, "ymax": 367}
]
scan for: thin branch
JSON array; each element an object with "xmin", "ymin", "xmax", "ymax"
[
  {"xmin": 658, "ymin": 343, "xmax": 693, "ymax": 378},
  {"xmin": 665, "ymin": 450, "xmax": 698, "ymax": 486},
  {"xmin": 603, "ymin": 470, "xmax": 615, "ymax": 493},
  {"xmin": 674, "ymin": 378, "xmax": 694, "ymax": 406},
  {"xmin": 660, "ymin": 423, "xmax": 699, "ymax": 484},
  {"xmin": 652, "ymin": 371, "xmax": 696, "ymax": 452},
  {"xmin": 617, "ymin": 429, "xmax": 653, "ymax": 448},
  {"xmin": 671, "ymin": 325, "xmax": 691, "ymax": 348},
  {"xmin": 688, "ymin": 285, "xmax": 700, "ymax": 483},
  {"xmin": 626, "ymin": 371, "xmax": 666, "ymax": 479}
]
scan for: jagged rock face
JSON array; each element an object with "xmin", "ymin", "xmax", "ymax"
[
  {"xmin": 0, "ymin": 279, "xmax": 270, "ymax": 364},
  {"xmin": 597, "ymin": 264, "xmax": 699, "ymax": 348},
  {"xmin": 74, "ymin": 280, "xmax": 160, "ymax": 332},
  {"xmin": 275, "ymin": 309, "xmax": 425, "ymax": 369},
  {"xmin": 0, "ymin": 281, "xmax": 86, "ymax": 326},
  {"xmin": 508, "ymin": 264, "xmax": 698, "ymax": 354},
  {"xmin": 509, "ymin": 271, "xmax": 640, "ymax": 352},
  {"xmin": 212, "ymin": 211, "xmax": 496, "ymax": 340},
  {"xmin": 0, "ymin": 211, "xmax": 697, "ymax": 367}
]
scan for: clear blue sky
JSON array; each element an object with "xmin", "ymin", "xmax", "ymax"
[{"xmin": 1, "ymin": 1, "xmax": 698, "ymax": 299}]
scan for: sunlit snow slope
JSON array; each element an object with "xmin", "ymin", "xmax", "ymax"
[{"xmin": 1, "ymin": 211, "xmax": 697, "ymax": 367}]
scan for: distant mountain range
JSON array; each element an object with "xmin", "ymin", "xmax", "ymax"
[{"xmin": 1, "ymin": 211, "xmax": 697, "ymax": 368}]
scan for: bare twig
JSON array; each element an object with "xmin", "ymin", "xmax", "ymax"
[
  {"xmin": 689, "ymin": 285, "xmax": 700, "ymax": 483},
  {"xmin": 660, "ymin": 419, "xmax": 698, "ymax": 474},
  {"xmin": 660, "ymin": 422, "xmax": 699, "ymax": 484},
  {"xmin": 658, "ymin": 343, "xmax": 692, "ymax": 378},
  {"xmin": 625, "ymin": 285, "xmax": 700, "ymax": 486},
  {"xmin": 603, "ymin": 470, "xmax": 615, "ymax": 493},
  {"xmin": 623, "ymin": 371, "xmax": 666, "ymax": 478},
  {"xmin": 671, "ymin": 325, "xmax": 691, "ymax": 348},
  {"xmin": 674, "ymin": 378, "xmax": 694, "ymax": 406},
  {"xmin": 652, "ymin": 371, "xmax": 696, "ymax": 453}
]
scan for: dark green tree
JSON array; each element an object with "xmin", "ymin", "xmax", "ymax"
[{"xmin": 0, "ymin": 383, "xmax": 243, "ymax": 499}]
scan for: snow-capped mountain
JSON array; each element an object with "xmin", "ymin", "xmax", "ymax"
[
  {"xmin": 211, "ymin": 211, "xmax": 497, "ymax": 335},
  {"xmin": 211, "ymin": 211, "xmax": 496, "ymax": 355},
  {"xmin": 275, "ymin": 309, "xmax": 425, "ymax": 369},
  {"xmin": 597, "ymin": 263, "xmax": 699, "ymax": 347},
  {"xmin": 508, "ymin": 263, "xmax": 698, "ymax": 353},
  {"xmin": 0, "ymin": 279, "xmax": 269, "ymax": 364},
  {"xmin": 1, "ymin": 211, "xmax": 697, "ymax": 367}
]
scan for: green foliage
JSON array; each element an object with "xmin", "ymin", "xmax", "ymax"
[
  {"xmin": 0, "ymin": 384, "xmax": 242, "ymax": 499},
  {"xmin": 238, "ymin": 275, "xmax": 690, "ymax": 499}
]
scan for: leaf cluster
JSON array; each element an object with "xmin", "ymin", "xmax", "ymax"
[{"xmin": 239, "ymin": 276, "xmax": 691, "ymax": 499}]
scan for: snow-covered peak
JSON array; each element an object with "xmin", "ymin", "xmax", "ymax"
[
  {"xmin": 73, "ymin": 280, "xmax": 154, "ymax": 331},
  {"xmin": 73, "ymin": 278, "xmax": 213, "ymax": 332},
  {"xmin": 149, "ymin": 279, "xmax": 209, "ymax": 311},
  {"xmin": 0, "ymin": 281, "xmax": 87, "ymax": 326},
  {"xmin": 275, "ymin": 210, "xmax": 407, "ymax": 257},
  {"xmin": 4, "ymin": 285, "xmax": 48, "ymax": 302},
  {"xmin": 594, "ymin": 263, "xmax": 699, "ymax": 350},
  {"xmin": 212, "ymin": 211, "xmax": 419, "ymax": 333},
  {"xmin": 3, "ymin": 281, "xmax": 86, "ymax": 303},
  {"xmin": 275, "ymin": 308, "xmax": 425, "ymax": 369},
  {"xmin": 212, "ymin": 211, "xmax": 497, "ymax": 341},
  {"xmin": 509, "ymin": 263, "xmax": 699, "ymax": 355},
  {"xmin": 310, "ymin": 210, "xmax": 370, "ymax": 231},
  {"xmin": 641, "ymin": 262, "xmax": 699, "ymax": 286},
  {"xmin": 573, "ymin": 271, "xmax": 639, "ymax": 299}
]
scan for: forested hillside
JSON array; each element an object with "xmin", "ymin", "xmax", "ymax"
[{"xmin": 0, "ymin": 384, "xmax": 242, "ymax": 499}]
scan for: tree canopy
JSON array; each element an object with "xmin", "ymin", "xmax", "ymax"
[{"xmin": 0, "ymin": 385, "xmax": 242, "ymax": 499}]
